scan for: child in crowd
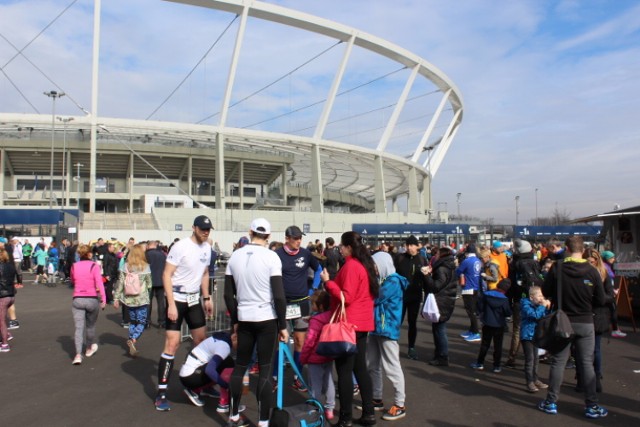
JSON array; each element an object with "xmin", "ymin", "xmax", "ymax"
[
  {"xmin": 300, "ymin": 290, "xmax": 336, "ymax": 421},
  {"xmin": 479, "ymin": 248, "xmax": 500, "ymax": 291},
  {"xmin": 366, "ymin": 251, "xmax": 409, "ymax": 421},
  {"xmin": 179, "ymin": 331, "xmax": 245, "ymax": 413},
  {"xmin": 520, "ymin": 286, "xmax": 551, "ymax": 392},
  {"xmin": 471, "ymin": 279, "xmax": 512, "ymax": 373},
  {"xmin": 34, "ymin": 243, "xmax": 48, "ymax": 284}
]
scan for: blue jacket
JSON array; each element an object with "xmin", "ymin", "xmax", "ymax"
[
  {"xmin": 519, "ymin": 297, "xmax": 548, "ymax": 341},
  {"xmin": 477, "ymin": 290, "xmax": 512, "ymax": 328},
  {"xmin": 371, "ymin": 273, "xmax": 408, "ymax": 340},
  {"xmin": 455, "ymin": 254, "xmax": 482, "ymax": 292}
]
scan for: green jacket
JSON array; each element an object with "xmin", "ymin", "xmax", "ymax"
[{"xmin": 113, "ymin": 265, "xmax": 152, "ymax": 307}]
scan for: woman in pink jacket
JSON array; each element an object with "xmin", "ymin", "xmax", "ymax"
[
  {"xmin": 320, "ymin": 231, "xmax": 378, "ymax": 427},
  {"xmin": 70, "ymin": 244, "xmax": 106, "ymax": 365}
]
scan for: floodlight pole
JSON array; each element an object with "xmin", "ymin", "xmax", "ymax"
[
  {"xmin": 57, "ymin": 116, "xmax": 74, "ymax": 206},
  {"xmin": 44, "ymin": 90, "xmax": 65, "ymax": 208}
]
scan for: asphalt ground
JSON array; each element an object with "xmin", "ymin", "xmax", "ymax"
[{"xmin": 1, "ymin": 272, "xmax": 639, "ymax": 427}]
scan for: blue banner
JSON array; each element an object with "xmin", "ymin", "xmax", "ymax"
[
  {"xmin": 352, "ymin": 223, "xmax": 470, "ymax": 235},
  {"xmin": 514, "ymin": 225, "xmax": 602, "ymax": 237}
]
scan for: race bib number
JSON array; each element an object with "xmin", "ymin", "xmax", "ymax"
[
  {"xmin": 286, "ymin": 303, "xmax": 301, "ymax": 319},
  {"xmin": 186, "ymin": 293, "xmax": 200, "ymax": 307}
]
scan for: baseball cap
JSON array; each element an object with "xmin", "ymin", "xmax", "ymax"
[
  {"xmin": 285, "ymin": 225, "xmax": 305, "ymax": 238},
  {"xmin": 405, "ymin": 235, "xmax": 419, "ymax": 246},
  {"xmin": 250, "ymin": 218, "xmax": 271, "ymax": 234},
  {"xmin": 193, "ymin": 215, "xmax": 213, "ymax": 230},
  {"xmin": 492, "ymin": 240, "xmax": 503, "ymax": 250}
]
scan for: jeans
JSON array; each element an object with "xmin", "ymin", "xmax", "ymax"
[
  {"xmin": 593, "ymin": 333, "xmax": 602, "ymax": 376},
  {"xmin": 546, "ymin": 322, "xmax": 598, "ymax": 405},
  {"xmin": 71, "ymin": 297, "xmax": 101, "ymax": 355},
  {"xmin": 432, "ymin": 321, "xmax": 449, "ymax": 359},
  {"xmin": 521, "ymin": 340, "xmax": 540, "ymax": 384},
  {"xmin": 128, "ymin": 305, "xmax": 149, "ymax": 340},
  {"xmin": 148, "ymin": 287, "xmax": 166, "ymax": 324}
]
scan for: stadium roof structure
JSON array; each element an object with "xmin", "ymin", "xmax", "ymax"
[{"xmin": 0, "ymin": 0, "xmax": 464, "ymax": 215}]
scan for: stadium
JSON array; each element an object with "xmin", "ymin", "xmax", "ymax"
[{"xmin": 0, "ymin": 0, "xmax": 464, "ymax": 246}]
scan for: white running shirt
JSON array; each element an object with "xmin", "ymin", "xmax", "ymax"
[
  {"xmin": 166, "ymin": 237, "xmax": 211, "ymax": 302},
  {"xmin": 226, "ymin": 244, "xmax": 282, "ymax": 322},
  {"xmin": 179, "ymin": 336, "xmax": 231, "ymax": 377}
]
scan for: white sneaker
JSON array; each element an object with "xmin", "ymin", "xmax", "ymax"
[
  {"xmin": 611, "ymin": 330, "xmax": 627, "ymax": 338},
  {"xmin": 85, "ymin": 343, "xmax": 99, "ymax": 357},
  {"xmin": 72, "ymin": 354, "xmax": 82, "ymax": 365}
]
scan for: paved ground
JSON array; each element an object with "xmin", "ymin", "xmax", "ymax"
[{"xmin": 2, "ymin": 272, "xmax": 639, "ymax": 427}]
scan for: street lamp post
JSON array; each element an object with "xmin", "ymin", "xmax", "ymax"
[
  {"xmin": 44, "ymin": 90, "xmax": 65, "ymax": 208},
  {"xmin": 535, "ymin": 188, "xmax": 539, "ymax": 226},
  {"xmin": 57, "ymin": 116, "xmax": 74, "ymax": 207},
  {"xmin": 456, "ymin": 192, "xmax": 462, "ymax": 219},
  {"xmin": 515, "ymin": 195, "xmax": 520, "ymax": 226},
  {"xmin": 75, "ymin": 162, "xmax": 84, "ymax": 209}
]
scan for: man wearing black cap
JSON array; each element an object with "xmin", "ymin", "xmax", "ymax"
[
  {"xmin": 394, "ymin": 235, "xmax": 428, "ymax": 360},
  {"xmin": 274, "ymin": 225, "xmax": 321, "ymax": 391},
  {"xmin": 154, "ymin": 214, "xmax": 214, "ymax": 411}
]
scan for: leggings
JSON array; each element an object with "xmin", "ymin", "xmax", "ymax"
[
  {"xmin": 401, "ymin": 300, "xmax": 420, "ymax": 348},
  {"xmin": 335, "ymin": 332, "xmax": 374, "ymax": 421},
  {"xmin": 71, "ymin": 297, "xmax": 101, "ymax": 355},
  {"xmin": 0, "ymin": 297, "xmax": 16, "ymax": 344},
  {"xmin": 229, "ymin": 319, "xmax": 278, "ymax": 421}
]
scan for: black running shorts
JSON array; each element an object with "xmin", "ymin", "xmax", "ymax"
[{"xmin": 165, "ymin": 299, "xmax": 206, "ymax": 331}]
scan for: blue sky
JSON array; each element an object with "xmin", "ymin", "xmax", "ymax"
[{"xmin": 1, "ymin": 0, "xmax": 639, "ymax": 223}]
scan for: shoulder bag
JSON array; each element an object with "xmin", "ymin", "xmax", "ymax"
[
  {"xmin": 534, "ymin": 261, "xmax": 575, "ymax": 353},
  {"xmin": 315, "ymin": 292, "xmax": 357, "ymax": 358}
]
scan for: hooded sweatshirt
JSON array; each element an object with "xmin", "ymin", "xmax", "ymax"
[
  {"xmin": 371, "ymin": 252, "xmax": 408, "ymax": 340},
  {"xmin": 543, "ymin": 257, "xmax": 605, "ymax": 324},
  {"xmin": 478, "ymin": 289, "xmax": 512, "ymax": 328}
]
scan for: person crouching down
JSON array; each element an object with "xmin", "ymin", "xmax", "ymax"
[
  {"xmin": 179, "ymin": 331, "xmax": 246, "ymax": 413},
  {"xmin": 470, "ymin": 279, "xmax": 512, "ymax": 373}
]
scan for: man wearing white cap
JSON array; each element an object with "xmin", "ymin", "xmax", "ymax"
[{"xmin": 224, "ymin": 218, "xmax": 288, "ymax": 427}]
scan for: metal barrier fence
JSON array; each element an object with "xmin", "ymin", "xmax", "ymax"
[{"xmin": 180, "ymin": 270, "xmax": 231, "ymax": 342}]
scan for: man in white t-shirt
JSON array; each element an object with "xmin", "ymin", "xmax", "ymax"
[
  {"xmin": 224, "ymin": 218, "xmax": 288, "ymax": 427},
  {"xmin": 155, "ymin": 215, "xmax": 214, "ymax": 412}
]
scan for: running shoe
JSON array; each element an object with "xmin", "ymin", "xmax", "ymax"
[
  {"xmin": 470, "ymin": 362, "xmax": 484, "ymax": 370},
  {"xmin": 407, "ymin": 347, "xmax": 418, "ymax": 360},
  {"xmin": 493, "ymin": 366, "xmax": 502, "ymax": 374},
  {"xmin": 7, "ymin": 333, "xmax": 13, "ymax": 341},
  {"xmin": 227, "ymin": 415, "xmax": 250, "ymax": 427},
  {"xmin": 216, "ymin": 403, "xmax": 246, "ymax": 413},
  {"xmin": 459, "ymin": 330, "xmax": 472, "ymax": 339},
  {"xmin": 464, "ymin": 333, "xmax": 482, "ymax": 342},
  {"xmin": 382, "ymin": 405, "xmax": 406, "ymax": 421},
  {"xmin": 355, "ymin": 399, "xmax": 385, "ymax": 411},
  {"xmin": 85, "ymin": 343, "xmax": 99, "ymax": 357},
  {"xmin": 537, "ymin": 399, "xmax": 557, "ymax": 415},
  {"xmin": 127, "ymin": 339, "xmax": 138, "ymax": 357},
  {"xmin": 292, "ymin": 378, "xmax": 308, "ymax": 392},
  {"xmin": 0, "ymin": 344, "xmax": 10, "ymax": 352},
  {"xmin": 611, "ymin": 329, "xmax": 627, "ymax": 338},
  {"xmin": 353, "ymin": 384, "xmax": 360, "ymax": 396},
  {"xmin": 155, "ymin": 393, "xmax": 171, "ymax": 411},
  {"xmin": 324, "ymin": 408, "xmax": 335, "ymax": 420},
  {"xmin": 534, "ymin": 380, "xmax": 548, "ymax": 389},
  {"xmin": 72, "ymin": 354, "xmax": 82, "ymax": 365},
  {"xmin": 200, "ymin": 386, "xmax": 220, "ymax": 398},
  {"xmin": 526, "ymin": 382, "xmax": 539, "ymax": 393},
  {"xmin": 585, "ymin": 404, "xmax": 608, "ymax": 419},
  {"xmin": 183, "ymin": 388, "xmax": 204, "ymax": 407},
  {"xmin": 8, "ymin": 320, "xmax": 19, "ymax": 330}
]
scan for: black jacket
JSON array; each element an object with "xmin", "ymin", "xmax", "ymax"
[
  {"xmin": 424, "ymin": 255, "xmax": 457, "ymax": 323},
  {"xmin": 102, "ymin": 251, "xmax": 119, "ymax": 282},
  {"xmin": 324, "ymin": 246, "xmax": 344, "ymax": 280},
  {"xmin": 394, "ymin": 252, "xmax": 427, "ymax": 302},
  {"xmin": 543, "ymin": 258, "xmax": 606, "ymax": 324},
  {"xmin": 0, "ymin": 262, "xmax": 17, "ymax": 298},
  {"xmin": 145, "ymin": 248, "xmax": 167, "ymax": 288},
  {"xmin": 593, "ymin": 275, "xmax": 615, "ymax": 334}
]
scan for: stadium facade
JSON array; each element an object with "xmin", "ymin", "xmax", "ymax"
[{"xmin": 0, "ymin": 0, "xmax": 463, "ymax": 242}]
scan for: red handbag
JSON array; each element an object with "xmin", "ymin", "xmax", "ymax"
[{"xmin": 315, "ymin": 293, "xmax": 358, "ymax": 358}]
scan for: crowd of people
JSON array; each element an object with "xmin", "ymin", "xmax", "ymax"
[{"xmin": 0, "ymin": 219, "xmax": 626, "ymax": 424}]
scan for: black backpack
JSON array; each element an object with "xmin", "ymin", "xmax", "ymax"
[{"xmin": 517, "ymin": 258, "xmax": 544, "ymax": 291}]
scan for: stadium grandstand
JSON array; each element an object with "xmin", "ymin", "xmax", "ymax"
[{"xmin": 0, "ymin": 0, "xmax": 463, "ymax": 246}]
